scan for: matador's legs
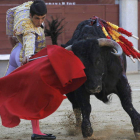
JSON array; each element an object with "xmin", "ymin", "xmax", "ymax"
[
  {"xmin": 31, "ymin": 120, "xmax": 46, "ymax": 135},
  {"xmin": 4, "ymin": 43, "xmax": 45, "ymax": 135}
]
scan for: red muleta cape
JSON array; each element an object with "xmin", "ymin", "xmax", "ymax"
[{"xmin": 0, "ymin": 45, "xmax": 86, "ymax": 128}]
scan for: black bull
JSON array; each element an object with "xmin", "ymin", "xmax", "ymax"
[{"xmin": 61, "ymin": 19, "xmax": 140, "ymax": 139}]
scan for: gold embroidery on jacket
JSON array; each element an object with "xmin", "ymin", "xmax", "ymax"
[
  {"xmin": 7, "ymin": 1, "xmax": 46, "ymax": 58},
  {"xmin": 19, "ymin": 47, "xmax": 24, "ymax": 62}
]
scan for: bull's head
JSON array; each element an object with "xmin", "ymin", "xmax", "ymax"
[{"xmin": 65, "ymin": 38, "xmax": 122, "ymax": 94}]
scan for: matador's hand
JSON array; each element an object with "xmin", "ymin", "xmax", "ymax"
[{"xmin": 21, "ymin": 56, "xmax": 31, "ymax": 66}]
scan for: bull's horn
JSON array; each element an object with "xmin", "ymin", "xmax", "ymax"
[
  {"xmin": 65, "ymin": 45, "xmax": 72, "ymax": 50},
  {"xmin": 97, "ymin": 38, "xmax": 123, "ymax": 56}
]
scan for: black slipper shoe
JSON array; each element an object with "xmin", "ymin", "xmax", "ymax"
[{"xmin": 31, "ymin": 133, "xmax": 56, "ymax": 140}]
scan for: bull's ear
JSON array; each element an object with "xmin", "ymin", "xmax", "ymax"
[
  {"xmin": 100, "ymin": 46, "xmax": 120, "ymax": 57},
  {"xmin": 100, "ymin": 46, "xmax": 113, "ymax": 56}
]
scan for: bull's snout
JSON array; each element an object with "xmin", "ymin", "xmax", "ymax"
[{"xmin": 89, "ymin": 85, "xmax": 102, "ymax": 94}]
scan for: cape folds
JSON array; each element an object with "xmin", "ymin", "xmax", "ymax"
[{"xmin": 0, "ymin": 45, "xmax": 86, "ymax": 128}]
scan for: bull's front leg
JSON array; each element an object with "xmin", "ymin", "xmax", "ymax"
[
  {"xmin": 66, "ymin": 92, "xmax": 82, "ymax": 127},
  {"xmin": 75, "ymin": 86, "xmax": 93, "ymax": 138},
  {"xmin": 116, "ymin": 75, "xmax": 140, "ymax": 139}
]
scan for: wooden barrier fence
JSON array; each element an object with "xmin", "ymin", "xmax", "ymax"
[{"xmin": 0, "ymin": 4, "xmax": 119, "ymax": 54}]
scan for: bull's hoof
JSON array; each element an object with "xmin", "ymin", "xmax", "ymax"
[
  {"xmin": 82, "ymin": 119, "xmax": 93, "ymax": 138},
  {"xmin": 82, "ymin": 126, "xmax": 93, "ymax": 138},
  {"xmin": 134, "ymin": 132, "xmax": 140, "ymax": 139}
]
